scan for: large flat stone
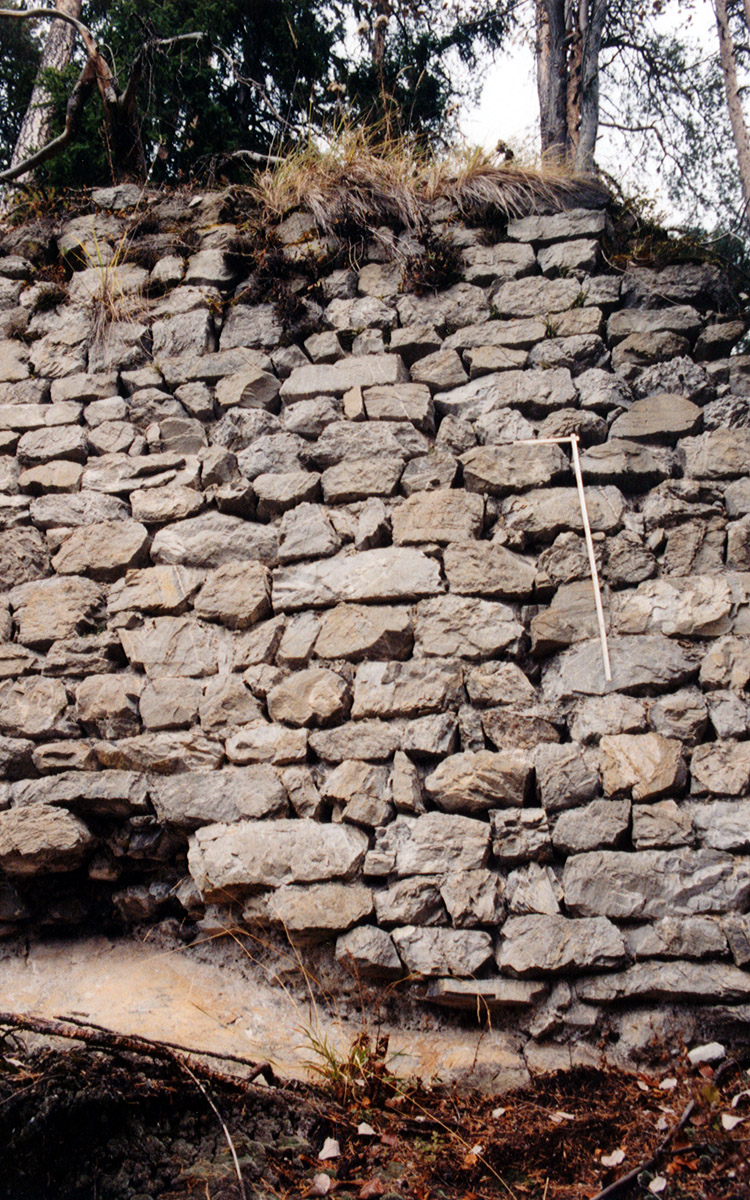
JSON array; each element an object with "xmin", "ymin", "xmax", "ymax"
[
  {"xmin": 151, "ymin": 512, "xmax": 277, "ymax": 568},
  {"xmin": 577, "ymin": 961, "xmax": 750, "ymax": 1003},
  {"xmin": 188, "ymin": 819, "xmax": 369, "ymax": 899},
  {"xmin": 614, "ymin": 576, "xmax": 733, "ymax": 638},
  {"xmin": 413, "ymin": 595, "xmax": 522, "ymax": 659},
  {"xmin": 497, "ymin": 914, "xmax": 627, "ymax": 976},
  {"xmin": 120, "ymin": 617, "xmax": 231, "ymax": 678},
  {"xmin": 391, "ymin": 491, "xmax": 484, "ymax": 544},
  {"xmin": 391, "ymin": 927, "xmax": 494, "ymax": 977},
  {"xmin": 461, "ymin": 443, "xmax": 569, "ymax": 496},
  {"xmin": 501, "ymin": 486, "xmax": 626, "ymax": 539},
  {"xmin": 600, "ymin": 733, "xmax": 686, "ymax": 800},
  {"xmin": 351, "ymin": 659, "xmax": 462, "ymax": 718},
  {"xmin": 366, "ymin": 812, "xmax": 490, "ymax": 876},
  {"xmin": 564, "ymin": 849, "xmax": 750, "ymax": 920},
  {"xmin": 279, "ymin": 355, "xmax": 408, "ymax": 401},
  {"xmin": 9, "ymin": 576, "xmax": 104, "ymax": 648},
  {"xmin": 0, "ymin": 804, "xmax": 94, "ymax": 875},
  {"xmin": 150, "ymin": 766, "xmax": 288, "ymax": 829},
  {"xmin": 443, "ymin": 542, "xmax": 537, "ymax": 599},
  {"xmin": 272, "ymin": 547, "xmax": 443, "ymax": 611},
  {"xmin": 425, "ymin": 750, "xmax": 531, "ymax": 814},
  {"xmin": 314, "ymin": 605, "xmax": 413, "ymax": 661},
  {"xmin": 544, "ymin": 636, "xmax": 696, "ymax": 700}
]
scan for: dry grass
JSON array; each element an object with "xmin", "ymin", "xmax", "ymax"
[{"xmin": 251, "ymin": 128, "xmax": 610, "ymax": 234}]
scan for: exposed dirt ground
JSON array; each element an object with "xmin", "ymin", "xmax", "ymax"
[{"xmin": 1, "ymin": 1027, "xmax": 748, "ymax": 1200}]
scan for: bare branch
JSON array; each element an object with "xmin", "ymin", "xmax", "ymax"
[{"xmin": 0, "ymin": 56, "xmax": 96, "ymax": 184}]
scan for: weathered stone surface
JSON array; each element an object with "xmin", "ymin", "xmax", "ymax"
[
  {"xmin": 51, "ymin": 520, "xmax": 149, "ymax": 580},
  {"xmin": 149, "ymin": 766, "xmax": 287, "ymax": 830},
  {"xmin": 263, "ymin": 882, "xmax": 373, "ymax": 937},
  {"xmin": 564, "ymin": 849, "xmax": 750, "ymax": 920},
  {"xmin": 120, "ymin": 616, "xmax": 230, "ymax": 678},
  {"xmin": 0, "ymin": 804, "xmax": 94, "ymax": 874},
  {"xmin": 436, "ymin": 366, "xmax": 576, "ymax": 419},
  {"xmin": 308, "ymin": 720, "xmax": 400, "ymax": 763},
  {"xmin": 391, "ymin": 491, "xmax": 483, "ymax": 544},
  {"xmin": 507, "ymin": 210, "xmax": 608, "ymax": 243},
  {"xmin": 315, "ymin": 605, "xmax": 412, "ymax": 661},
  {"xmin": 609, "ymin": 393, "xmax": 701, "ymax": 443},
  {"xmin": 413, "ymin": 595, "xmax": 522, "ymax": 660},
  {"xmin": 700, "ymin": 637, "xmax": 750, "ymax": 690},
  {"xmin": 626, "ymin": 916, "xmax": 727, "ymax": 960},
  {"xmin": 632, "ymin": 800, "xmax": 693, "ymax": 849},
  {"xmin": 577, "ymin": 961, "xmax": 750, "ymax": 1003},
  {"xmin": 76, "ymin": 673, "xmax": 141, "ymax": 738},
  {"xmin": 0, "ymin": 528, "xmax": 49, "ymax": 588},
  {"xmin": 498, "ymin": 915, "xmax": 627, "ymax": 976},
  {"xmin": 225, "ymin": 720, "xmax": 307, "ymax": 765},
  {"xmin": 506, "ymin": 862, "xmax": 562, "ymax": 916},
  {"xmin": 493, "ymin": 277, "xmax": 584, "ymax": 317},
  {"xmin": 443, "ymin": 542, "xmax": 536, "ymax": 599},
  {"xmin": 544, "ymin": 636, "xmax": 696, "ymax": 700},
  {"xmin": 266, "ymin": 668, "xmax": 349, "ymax": 727},
  {"xmin": 600, "ymin": 733, "xmax": 686, "ymax": 801},
  {"xmin": 280, "ymin": 355, "xmax": 408, "ymax": 401},
  {"xmin": 352, "ymin": 659, "xmax": 462, "ymax": 719},
  {"xmin": 396, "ymin": 283, "xmax": 489, "ymax": 334},
  {"xmin": 501, "ymin": 486, "xmax": 626, "ymax": 539},
  {"xmin": 410, "ymin": 348, "xmax": 468, "ymax": 391},
  {"xmin": 372, "ymin": 875, "xmax": 444, "ymax": 926},
  {"xmin": 552, "ymin": 799, "xmax": 631, "ymax": 854},
  {"xmin": 400, "ymin": 450, "xmax": 458, "ymax": 494},
  {"xmin": 0, "ymin": 677, "xmax": 72, "ymax": 739},
  {"xmin": 528, "ymin": 334, "xmax": 608, "ymax": 374},
  {"xmin": 608, "ymin": 306, "xmax": 701, "ymax": 343},
  {"xmin": 465, "ymin": 662, "xmax": 536, "ymax": 708},
  {"xmin": 723, "ymin": 914, "xmax": 750, "ymax": 967},
  {"xmin": 272, "ymin": 547, "xmax": 443, "ymax": 611},
  {"xmin": 363, "ymin": 382, "xmax": 435, "ymax": 432},
  {"xmin": 188, "ymin": 819, "xmax": 368, "ymax": 899},
  {"xmin": 615, "ymin": 576, "xmax": 732, "ymax": 638},
  {"xmin": 278, "ymin": 503, "xmax": 341, "ymax": 564},
  {"xmin": 367, "ymin": 812, "xmax": 489, "ymax": 876},
  {"xmin": 481, "ymin": 709, "xmax": 559, "ymax": 750},
  {"xmin": 108, "ymin": 565, "xmax": 202, "ymax": 615},
  {"xmin": 139, "ymin": 676, "xmax": 201, "ymax": 729},
  {"xmin": 391, "ymin": 926, "xmax": 493, "ymax": 976},
  {"xmin": 321, "ymin": 456, "xmax": 402, "ymax": 503},
  {"xmin": 16, "ymin": 425, "xmax": 88, "ymax": 466},
  {"xmin": 682, "ymin": 429, "xmax": 750, "ymax": 479},
  {"xmin": 193, "ymin": 561, "xmax": 270, "ymax": 629},
  {"xmin": 538, "ymin": 238, "xmax": 599, "ymax": 276},
  {"xmin": 335, "ymin": 925, "xmax": 403, "ymax": 977},
  {"xmin": 692, "ymin": 800, "xmax": 750, "ymax": 851},
  {"xmin": 426, "ymin": 977, "xmax": 547, "ymax": 1010},
  {"xmin": 95, "ymin": 732, "xmax": 224, "ymax": 774},
  {"xmin": 440, "ymin": 869, "xmax": 504, "ymax": 928},
  {"xmin": 530, "ymin": 580, "xmax": 601, "ymax": 656},
  {"xmin": 579, "ymin": 439, "xmax": 674, "ymax": 487},
  {"xmin": 426, "ymin": 750, "xmax": 531, "ymax": 814},
  {"xmin": 12, "ymin": 770, "xmax": 148, "ymax": 818},
  {"xmin": 461, "ymin": 443, "xmax": 568, "ymax": 496},
  {"xmin": 491, "ymin": 809, "xmax": 552, "ymax": 864},
  {"xmin": 151, "ymin": 512, "xmax": 277, "ymax": 567},
  {"xmin": 690, "ymin": 741, "xmax": 750, "ymax": 796}
]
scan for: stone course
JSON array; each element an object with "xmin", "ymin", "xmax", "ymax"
[{"xmin": 0, "ymin": 187, "xmax": 748, "ymax": 1067}]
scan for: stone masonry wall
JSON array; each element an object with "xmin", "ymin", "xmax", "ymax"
[{"xmin": 1, "ymin": 181, "xmax": 749, "ymax": 1064}]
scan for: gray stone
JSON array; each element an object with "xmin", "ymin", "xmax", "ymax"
[
  {"xmin": 493, "ymin": 277, "xmax": 584, "ymax": 318},
  {"xmin": 440, "ymin": 869, "xmax": 504, "ymax": 928},
  {"xmin": 497, "ymin": 914, "xmax": 627, "ymax": 976},
  {"xmin": 352, "ymin": 659, "xmax": 462, "ymax": 719},
  {"xmin": 139, "ymin": 677, "xmax": 202, "ymax": 729},
  {"xmin": 608, "ymin": 306, "xmax": 701, "ymax": 343},
  {"xmin": 315, "ymin": 605, "xmax": 412, "ymax": 661},
  {"xmin": 366, "ymin": 812, "xmax": 489, "ymax": 876},
  {"xmin": 373, "ymin": 875, "xmax": 444, "ymax": 926},
  {"xmin": 272, "ymin": 547, "xmax": 443, "ymax": 611},
  {"xmin": 579, "ymin": 439, "xmax": 674, "ymax": 486},
  {"xmin": 267, "ymin": 668, "xmax": 349, "ymax": 727},
  {"xmin": 81, "ymin": 452, "xmax": 189, "ymax": 495},
  {"xmin": 392, "ymin": 490, "xmax": 483, "ymax": 544},
  {"xmin": 465, "ymin": 662, "xmax": 536, "ymax": 708},
  {"xmin": 552, "ymin": 799, "xmax": 631, "ymax": 854},
  {"xmin": 609, "ymin": 393, "xmax": 701, "ymax": 444},
  {"xmin": 691, "ymin": 800, "xmax": 750, "ymax": 851},
  {"xmin": 700, "ymin": 637, "xmax": 750, "ymax": 690},
  {"xmin": 682, "ymin": 429, "xmax": 750, "ymax": 479},
  {"xmin": 723, "ymin": 914, "xmax": 750, "ymax": 967},
  {"xmin": 396, "ymin": 283, "xmax": 490, "ymax": 334},
  {"xmin": 603, "ymin": 530, "xmax": 657, "ymax": 588},
  {"xmin": 491, "ymin": 808, "xmax": 552, "ymax": 864},
  {"xmin": 309, "ymin": 720, "xmax": 401, "ymax": 763},
  {"xmin": 151, "ymin": 512, "xmax": 277, "ymax": 568},
  {"xmin": 626, "ymin": 916, "xmax": 727, "ymax": 960},
  {"xmin": 194, "ymin": 561, "xmax": 271, "ymax": 629},
  {"xmin": 388, "ymin": 325, "xmax": 443, "ymax": 365},
  {"xmin": 401, "ymin": 712, "xmax": 459, "ymax": 757},
  {"xmin": 188, "ymin": 818, "xmax": 369, "ymax": 899},
  {"xmin": 461, "ymin": 241, "xmax": 536, "ymax": 283},
  {"xmin": 461, "ymin": 443, "xmax": 569, "ymax": 496},
  {"xmin": 632, "ymin": 800, "xmax": 694, "ymax": 849},
  {"xmin": 0, "ymin": 805, "xmax": 94, "ymax": 875},
  {"xmin": 414, "ymin": 595, "xmax": 522, "ymax": 660},
  {"xmin": 531, "ymin": 580, "xmax": 601, "ymax": 655},
  {"xmin": 443, "ymin": 542, "xmax": 537, "ymax": 599},
  {"xmin": 615, "ymin": 576, "xmax": 732, "ymax": 638},
  {"xmin": 362, "ymin": 383, "xmax": 435, "ymax": 433},
  {"xmin": 335, "ymin": 925, "xmax": 403, "ymax": 977},
  {"xmin": 600, "ymin": 733, "xmax": 686, "ymax": 801},
  {"xmin": 400, "ymin": 451, "xmax": 458, "ymax": 494},
  {"xmin": 276, "ymin": 612, "xmax": 322, "ymax": 668},
  {"xmin": 17, "ymin": 425, "xmax": 88, "ymax": 465},
  {"xmin": 308, "ymin": 419, "xmax": 428, "ymax": 468},
  {"xmin": 108, "ymin": 565, "xmax": 202, "ymax": 616},
  {"xmin": 199, "ymin": 674, "xmax": 264, "ymax": 732},
  {"xmin": 278, "ymin": 503, "xmax": 341, "ymax": 563},
  {"xmin": 410, "ymin": 349, "xmax": 468, "ymax": 392},
  {"xmin": 427, "ymin": 750, "xmax": 531, "ymax": 815},
  {"xmin": 391, "ymin": 926, "xmax": 493, "ymax": 976},
  {"xmin": 464, "ymin": 345, "xmax": 528, "ymax": 376},
  {"xmin": 435, "ymin": 366, "xmax": 576, "ymax": 419},
  {"xmin": 544, "ymin": 635, "xmax": 696, "ymax": 700},
  {"xmin": 648, "ymin": 689, "xmax": 707, "ymax": 746},
  {"xmin": 76, "ymin": 673, "xmax": 141, "ymax": 738},
  {"xmin": 12, "ymin": 770, "xmax": 148, "ymax": 818},
  {"xmin": 563, "ymin": 848, "xmax": 750, "ymax": 919},
  {"xmin": 538, "ymin": 238, "xmax": 599, "ymax": 276},
  {"xmin": 481, "ymin": 706, "xmax": 559, "ymax": 750},
  {"xmin": 321, "ymin": 457, "xmax": 402, "ymax": 503},
  {"xmin": 505, "ymin": 862, "xmax": 562, "ymax": 916},
  {"xmin": 528, "ymin": 334, "xmax": 609, "ymax": 374},
  {"xmin": 280, "ymin": 355, "xmax": 408, "ymax": 401},
  {"xmin": 577, "ymin": 961, "xmax": 750, "ymax": 1004},
  {"xmin": 690, "ymin": 741, "xmax": 750, "ymax": 796},
  {"xmin": 120, "ymin": 616, "xmax": 231, "ymax": 679},
  {"xmin": 507, "ymin": 210, "xmax": 608, "ymax": 242},
  {"xmin": 0, "ymin": 677, "xmax": 72, "ymax": 739},
  {"xmin": 326, "ymin": 295, "xmax": 396, "ymax": 335},
  {"xmin": 263, "ymin": 882, "xmax": 373, "ymax": 937},
  {"xmin": 131, "ymin": 486, "xmax": 204, "ymax": 525},
  {"xmin": 426, "ymin": 977, "xmax": 547, "ymax": 1010},
  {"xmin": 502, "ymin": 486, "xmax": 626, "ymax": 540}
]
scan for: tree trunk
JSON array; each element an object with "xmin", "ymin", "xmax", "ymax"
[
  {"xmin": 536, "ymin": 0, "xmax": 569, "ymax": 160},
  {"xmin": 10, "ymin": 0, "xmax": 82, "ymax": 173},
  {"xmin": 574, "ymin": 0, "xmax": 607, "ymax": 173},
  {"xmin": 714, "ymin": 0, "xmax": 750, "ymax": 215}
]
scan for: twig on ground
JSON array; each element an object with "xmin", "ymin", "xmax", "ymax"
[
  {"xmin": 590, "ymin": 1098, "xmax": 696, "ymax": 1200},
  {"xmin": 178, "ymin": 1057, "xmax": 248, "ymax": 1200}
]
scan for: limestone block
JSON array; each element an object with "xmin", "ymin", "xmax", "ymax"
[
  {"xmin": 199, "ymin": 675, "xmax": 264, "ymax": 732},
  {"xmin": 505, "ymin": 862, "xmax": 562, "ymax": 916},
  {"xmin": 401, "ymin": 712, "xmax": 459, "ymax": 757},
  {"xmin": 577, "ymin": 961, "xmax": 750, "ymax": 1003},
  {"xmin": 690, "ymin": 741, "xmax": 750, "ymax": 796},
  {"xmin": 497, "ymin": 914, "xmax": 627, "ymax": 976},
  {"xmin": 426, "ymin": 750, "xmax": 531, "ymax": 815},
  {"xmin": 426, "ymin": 977, "xmax": 547, "ymax": 1010},
  {"xmin": 410, "ymin": 348, "xmax": 468, "ymax": 391},
  {"xmin": 279, "ymin": 355, "xmax": 408, "ymax": 401},
  {"xmin": 0, "ymin": 677, "xmax": 72, "ymax": 739},
  {"xmin": 188, "ymin": 818, "xmax": 369, "ymax": 899},
  {"xmin": 321, "ymin": 457, "xmax": 402, "ymax": 503},
  {"xmin": 12, "ymin": 770, "xmax": 148, "ymax": 817},
  {"xmin": 396, "ymin": 283, "xmax": 490, "ymax": 334},
  {"xmin": 632, "ymin": 800, "xmax": 694, "ymax": 849},
  {"xmin": 579, "ymin": 439, "xmax": 674, "ymax": 486},
  {"xmin": 502, "ymin": 485, "xmax": 626, "ymax": 539},
  {"xmin": 315, "ymin": 604, "xmax": 413, "ymax": 662},
  {"xmin": 400, "ymin": 451, "xmax": 458, "ymax": 494},
  {"xmin": 461, "ymin": 241, "xmax": 536, "ymax": 283},
  {"xmin": 723, "ymin": 914, "xmax": 750, "ymax": 967},
  {"xmin": 464, "ymin": 662, "xmax": 536, "ymax": 708},
  {"xmin": 150, "ymin": 766, "xmax": 287, "ymax": 830},
  {"xmin": 392, "ymin": 491, "xmax": 483, "ymax": 544},
  {"xmin": 435, "ymin": 366, "xmax": 576, "ymax": 419},
  {"xmin": 391, "ymin": 926, "xmax": 493, "ymax": 976},
  {"xmin": 481, "ymin": 709, "xmax": 560, "ymax": 750},
  {"xmin": 538, "ymin": 238, "xmax": 599, "ymax": 275},
  {"xmin": 219, "ymin": 302, "xmax": 282, "ymax": 350},
  {"xmin": 309, "ymin": 419, "xmax": 428, "ymax": 468},
  {"xmin": 352, "ymin": 659, "xmax": 462, "ymax": 719},
  {"xmin": 76, "ymin": 673, "xmax": 142, "ymax": 738},
  {"xmin": 493, "ymin": 277, "xmax": 583, "ymax": 317},
  {"xmin": 544, "ymin": 636, "xmax": 696, "ymax": 700},
  {"xmin": 95, "ymin": 732, "xmax": 224, "ymax": 774},
  {"xmin": 309, "ymin": 720, "xmax": 401, "ymax": 763},
  {"xmin": 278, "ymin": 503, "xmax": 341, "ymax": 564},
  {"xmin": 267, "ymin": 668, "xmax": 350, "ymax": 727},
  {"xmin": 215, "ymin": 368, "xmax": 280, "ymax": 411},
  {"xmin": 563, "ymin": 848, "xmax": 750, "ymax": 920},
  {"xmin": 507, "ymin": 209, "xmax": 608, "ymax": 242},
  {"xmin": 490, "ymin": 809, "xmax": 552, "ymax": 864},
  {"xmin": 17, "ymin": 425, "xmax": 88, "ymax": 465},
  {"xmin": 151, "ymin": 512, "xmax": 277, "ymax": 568},
  {"xmin": 531, "ymin": 580, "xmax": 601, "ymax": 656},
  {"xmin": 108, "ymin": 564, "xmax": 202, "ymax": 616},
  {"xmin": 120, "ymin": 617, "xmax": 230, "ymax": 678},
  {"xmin": 363, "ymin": 383, "xmax": 435, "ymax": 431},
  {"xmin": 443, "ymin": 542, "xmax": 536, "ymax": 599},
  {"xmin": 225, "ymin": 720, "xmax": 307, "ymax": 765},
  {"xmin": 193, "ymin": 561, "xmax": 271, "ymax": 629},
  {"xmin": 264, "ymin": 882, "xmax": 373, "ymax": 937},
  {"xmin": 335, "ymin": 925, "xmax": 403, "ymax": 977},
  {"xmin": 700, "ymin": 637, "xmax": 750, "ymax": 690},
  {"xmin": 461, "ymin": 443, "xmax": 569, "ymax": 497},
  {"xmin": 615, "ymin": 576, "xmax": 733, "ymax": 638},
  {"xmin": 272, "ymin": 547, "xmax": 443, "ymax": 611},
  {"xmin": 552, "ymin": 799, "xmax": 631, "ymax": 854},
  {"xmin": 0, "ymin": 805, "xmax": 94, "ymax": 875},
  {"xmin": 366, "ymin": 813, "xmax": 490, "ymax": 876},
  {"xmin": 139, "ymin": 677, "xmax": 202, "ymax": 729},
  {"xmin": 626, "ymin": 916, "xmax": 727, "ymax": 961},
  {"xmin": 691, "ymin": 800, "xmax": 750, "ymax": 851},
  {"xmin": 682, "ymin": 429, "xmax": 750, "ymax": 479},
  {"xmin": 373, "ymin": 876, "xmax": 445, "ymax": 926},
  {"xmin": 413, "ymin": 595, "xmax": 522, "ymax": 660},
  {"xmin": 609, "ymin": 393, "xmax": 701, "ymax": 443},
  {"xmin": 51, "ymin": 520, "xmax": 149, "ymax": 580},
  {"xmin": 439, "ymin": 869, "xmax": 505, "ymax": 928},
  {"xmin": 600, "ymin": 733, "xmax": 686, "ymax": 800}
]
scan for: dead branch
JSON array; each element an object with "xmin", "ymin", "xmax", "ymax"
[
  {"xmin": 0, "ymin": 1011, "xmax": 278, "ymax": 1089},
  {"xmin": 590, "ymin": 1097, "xmax": 696, "ymax": 1200},
  {"xmin": 0, "ymin": 55, "xmax": 97, "ymax": 184}
]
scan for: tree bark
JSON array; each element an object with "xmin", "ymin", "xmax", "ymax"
[
  {"xmin": 10, "ymin": 0, "xmax": 82, "ymax": 173},
  {"xmin": 574, "ymin": 0, "xmax": 607, "ymax": 173},
  {"xmin": 714, "ymin": 0, "xmax": 750, "ymax": 215},
  {"xmin": 537, "ymin": 0, "xmax": 569, "ymax": 160}
]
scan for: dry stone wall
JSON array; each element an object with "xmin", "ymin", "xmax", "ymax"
[{"xmin": 1, "ymin": 181, "xmax": 750, "ymax": 1063}]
